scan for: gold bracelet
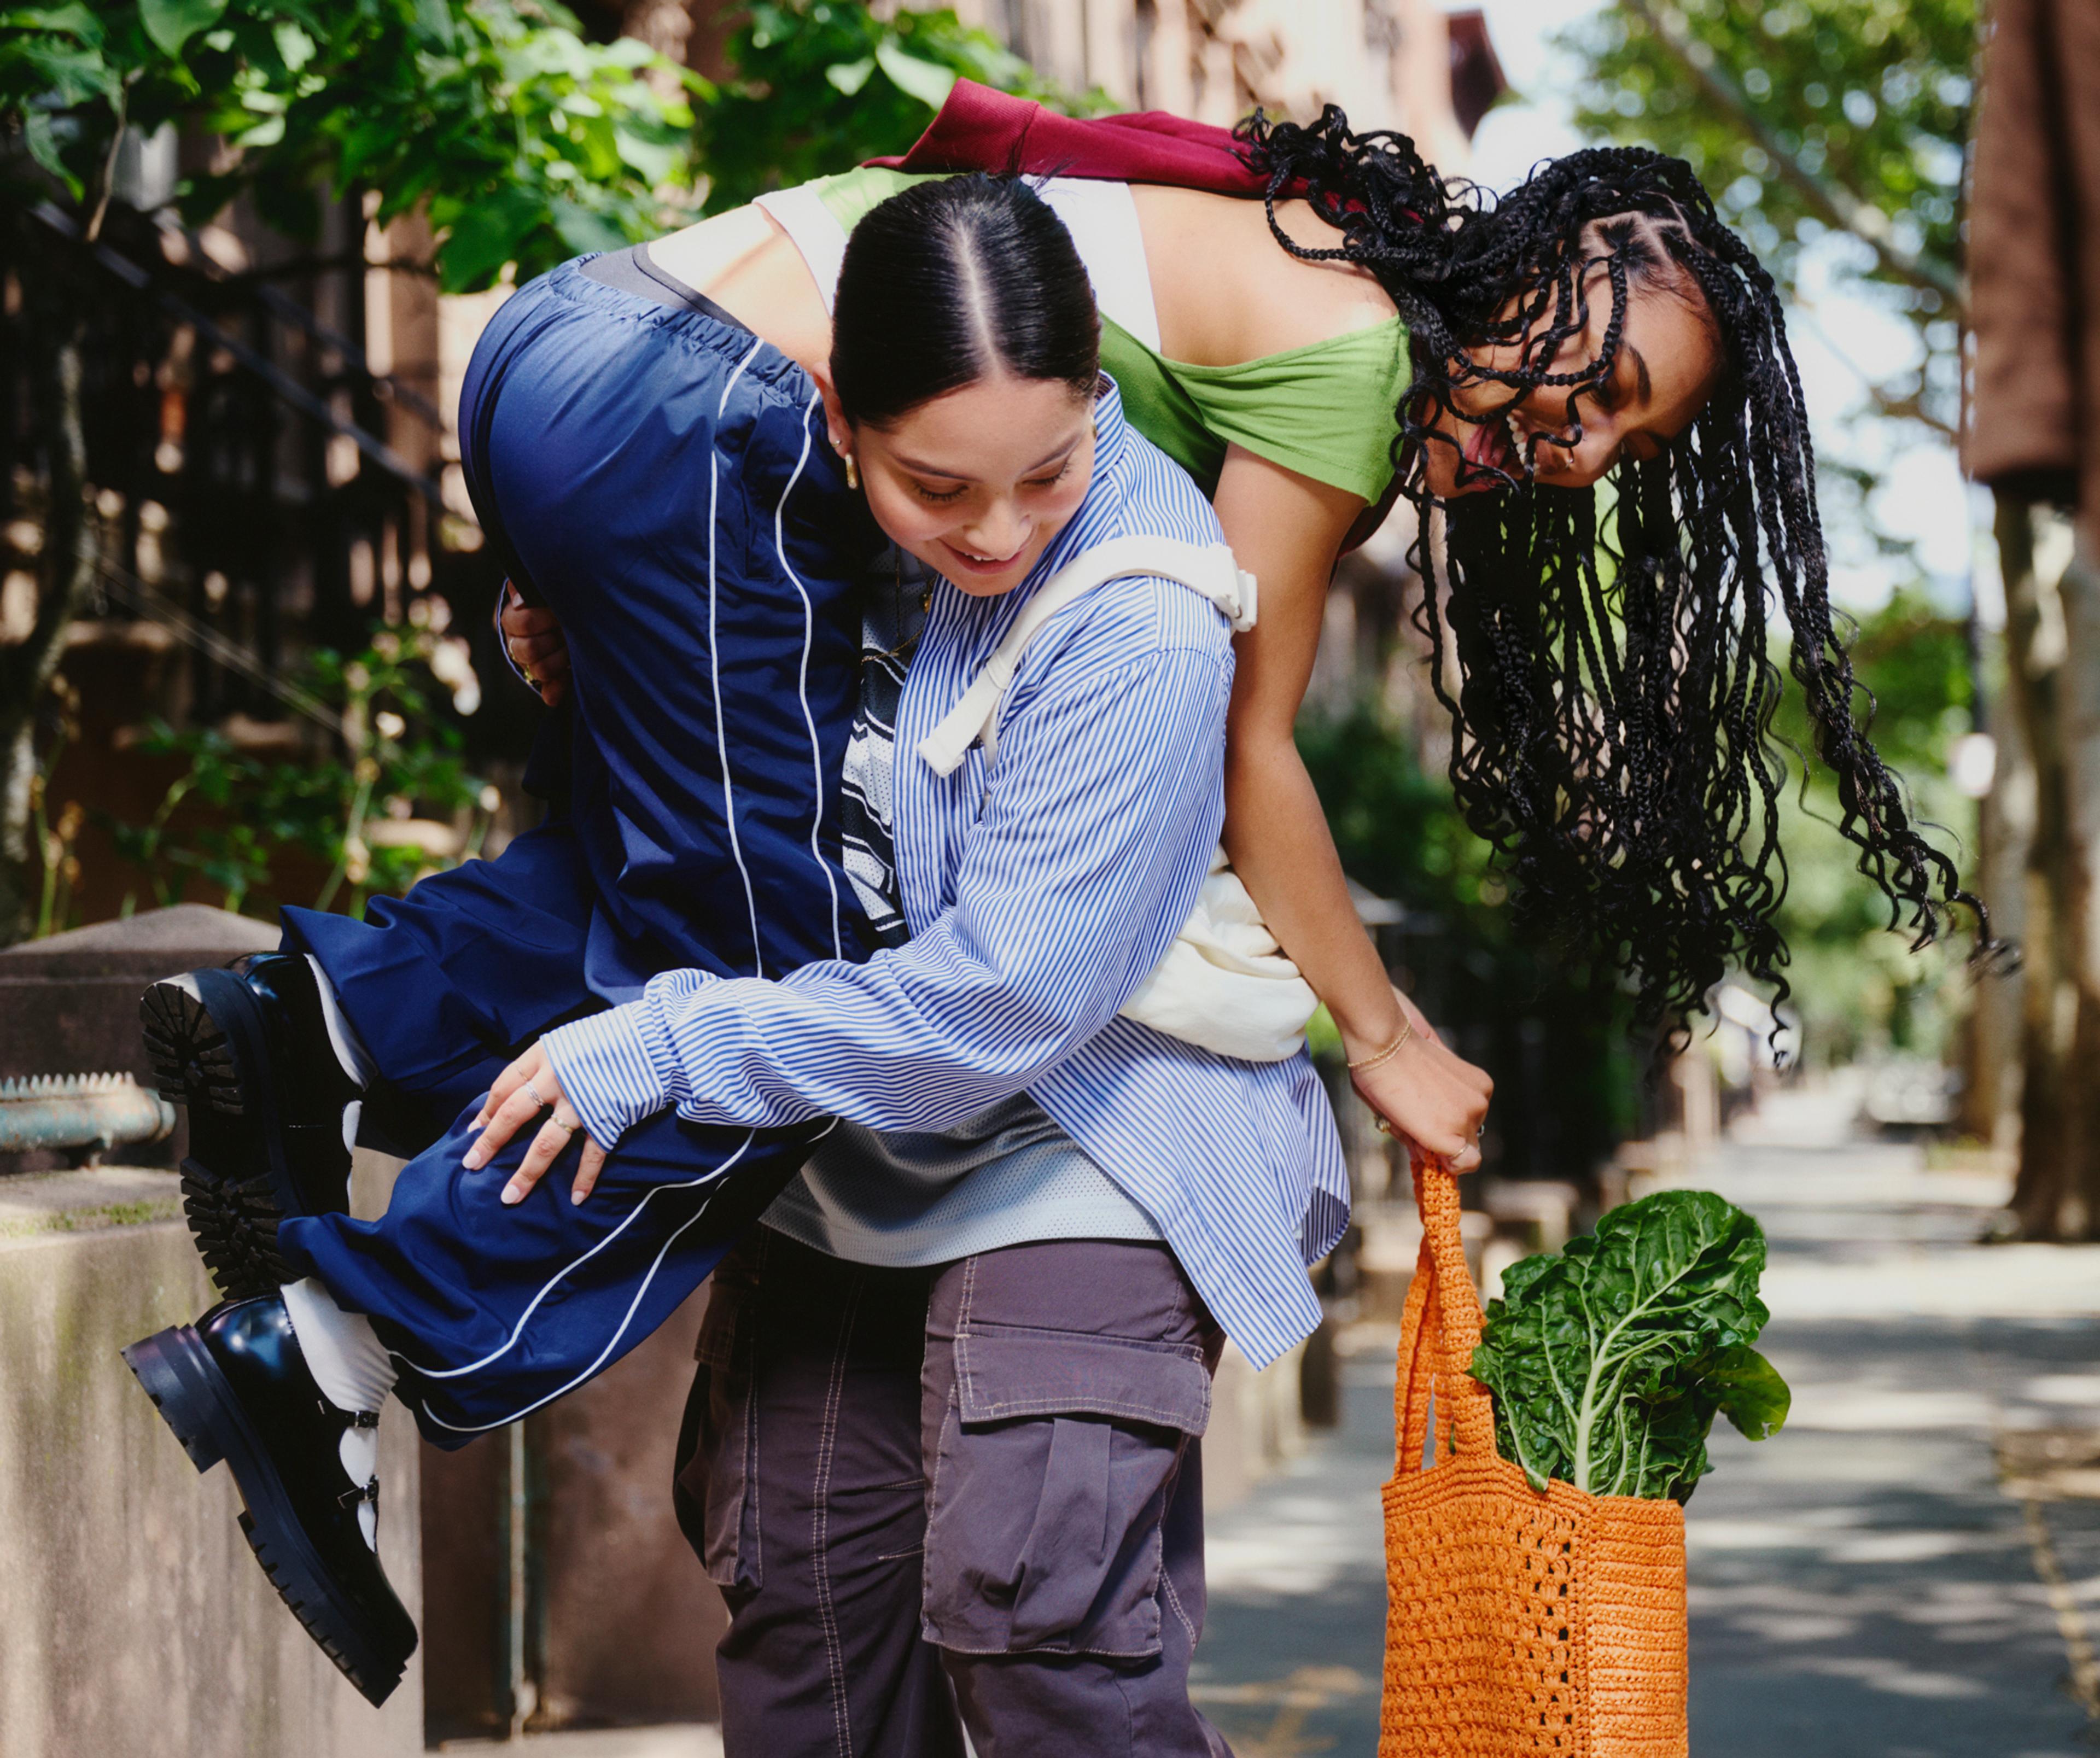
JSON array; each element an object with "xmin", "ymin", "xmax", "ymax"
[{"xmin": 1347, "ymin": 1017, "xmax": 1414, "ymax": 1074}]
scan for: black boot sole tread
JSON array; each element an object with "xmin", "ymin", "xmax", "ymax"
[{"xmin": 144, "ymin": 969, "xmax": 313, "ymax": 1300}]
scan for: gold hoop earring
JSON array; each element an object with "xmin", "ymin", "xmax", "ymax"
[{"xmin": 843, "ymin": 453, "xmax": 860, "ymax": 492}]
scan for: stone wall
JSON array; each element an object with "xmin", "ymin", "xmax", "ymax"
[{"xmin": 0, "ymin": 1169, "xmax": 423, "ymax": 1758}]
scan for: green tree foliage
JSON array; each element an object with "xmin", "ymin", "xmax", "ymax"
[
  {"xmin": 3, "ymin": 0, "xmax": 1104, "ymax": 283},
  {"xmin": 1771, "ymin": 591, "xmax": 1974, "ymax": 1060},
  {"xmin": 100, "ymin": 618, "xmax": 493, "ymax": 922},
  {"xmin": 1300, "ymin": 706, "xmax": 1643, "ymax": 1164},
  {"xmin": 1298, "ymin": 706, "xmax": 1495, "ymax": 924},
  {"xmin": 697, "ymin": 0, "xmax": 1106, "ymax": 213},
  {"xmin": 1561, "ymin": 0, "xmax": 1973, "ymax": 433},
  {"xmin": 0, "ymin": 0, "xmax": 700, "ymax": 293}
]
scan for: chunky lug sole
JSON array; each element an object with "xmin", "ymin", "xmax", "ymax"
[
  {"xmin": 121, "ymin": 1325, "xmax": 414, "ymax": 1707},
  {"xmin": 142, "ymin": 971, "xmax": 300, "ymax": 1300}
]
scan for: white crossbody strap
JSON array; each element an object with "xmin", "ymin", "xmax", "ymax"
[{"xmin": 915, "ymin": 536, "xmax": 1257, "ymax": 779}]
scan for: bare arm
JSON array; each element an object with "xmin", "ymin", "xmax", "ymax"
[
  {"xmin": 1212, "ymin": 445, "xmax": 1490, "ymax": 1169},
  {"xmin": 1213, "ymin": 448, "xmax": 1398, "ymax": 1047}
]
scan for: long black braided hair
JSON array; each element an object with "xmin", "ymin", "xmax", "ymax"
[{"xmin": 1238, "ymin": 107, "xmax": 1986, "ymax": 1042}]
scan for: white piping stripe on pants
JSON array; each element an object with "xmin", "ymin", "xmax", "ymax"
[
  {"xmin": 417, "ymin": 1162, "xmax": 742, "ymax": 1434},
  {"xmin": 392, "ymin": 1128, "xmax": 763, "ymax": 1386},
  {"xmin": 405, "ymin": 1112, "xmax": 845, "ymax": 1434},
  {"xmin": 778, "ymin": 386, "xmax": 846, "ymax": 961},
  {"xmin": 711, "ymin": 335, "xmax": 771, "ymax": 979}
]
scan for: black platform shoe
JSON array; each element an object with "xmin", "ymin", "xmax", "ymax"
[
  {"xmin": 122, "ymin": 1296, "xmax": 417, "ymax": 1706},
  {"xmin": 141, "ymin": 953, "xmax": 361, "ymax": 1299}
]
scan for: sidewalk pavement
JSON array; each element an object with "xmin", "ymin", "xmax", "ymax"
[
  {"xmin": 1192, "ymin": 1099, "xmax": 2100, "ymax": 1757},
  {"xmin": 1195, "ymin": 1343, "xmax": 1394, "ymax": 1755},
  {"xmin": 1682, "ymin": 1119, "xmax": 2100, "ymax": 1757}
]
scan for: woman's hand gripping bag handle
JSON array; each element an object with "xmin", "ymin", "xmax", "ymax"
[{"xmin": 1379, "ymin": 1154, "xmax": 1689, "ymax": 1758}]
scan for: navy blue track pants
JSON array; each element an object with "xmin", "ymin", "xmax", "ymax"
[{"xmin": 276, "ymin": 260, "xmax": 878, "ymax": 1445}]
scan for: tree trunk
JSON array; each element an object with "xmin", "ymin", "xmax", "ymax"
[
  {"xmin": 1998, "ymin": 493, "xmax": 2100, "ymax": 1239},
  {"xmin": 1962, "ymin": 628, "xmax": 2030, "ymax": 1147},
  {"xmin": 2057, "ymin": 536, "xmax": 2100, "ymax": 1237},
  {"xmin": 0, "ymin": 233, "xmax": 96, "ymax": 947}
]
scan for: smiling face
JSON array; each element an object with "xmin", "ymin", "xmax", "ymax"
[
  {"xmin": 1423, "ymin": 232, "xmax": 1724, "ymax": 499},
  {"xmin": 819, "ymin": 370, "xmax": 1097, "ymax": 598}
]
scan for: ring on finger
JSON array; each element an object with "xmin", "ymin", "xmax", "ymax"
[
  {"xmin": 546, "ymin": 1112, "xmax": 579, "ymax": 1135},
  {"xmin": 524, "ymin": 1079, "xmax": 546, "ymax": 1111}
]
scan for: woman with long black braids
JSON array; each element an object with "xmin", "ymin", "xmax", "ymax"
[{"xmin": 1250, "ymin": 114, "xmax": 1980, "ymax": 1034}]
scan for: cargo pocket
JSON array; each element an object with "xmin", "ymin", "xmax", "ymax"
[
  {"xmin": 675, "ymin": 1278, "xmax": 762, "ymax": 1592},
  {"xmin": 923, "ymin": 1325, "xmax": 1211, "ymax": 1658}
]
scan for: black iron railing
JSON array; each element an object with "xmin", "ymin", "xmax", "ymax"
[{"xmin": 2, "ymin": 195, "xmax": 517, "ymax": 751}]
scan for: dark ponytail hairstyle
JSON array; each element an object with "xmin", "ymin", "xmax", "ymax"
[
  {"xmin": 1237, "ymin": 109, "xmax": 1990, "ymax": 1046},
  {"xmin": 831, "ymin": 173, "xmax": 1101, "ymax": 427}
]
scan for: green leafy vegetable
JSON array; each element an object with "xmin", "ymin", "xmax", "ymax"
[{"xmin": 1469, "ymin": 1190, "xmax": 1790, "ymax": 1503}]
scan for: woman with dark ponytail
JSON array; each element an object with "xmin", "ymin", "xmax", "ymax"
[{"xmin": 128, "ymin": 172, "xmax": 1312, "ymax": 1756}]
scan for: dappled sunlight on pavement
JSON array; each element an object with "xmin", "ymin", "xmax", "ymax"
[
  {"xmin": 1659, "ymin": 1096, "xmax": 2100, "ymax": 1757},
  {"xmin": 1197, "ymin": 1348, "xmax": 1394, "ymax": 1755}
]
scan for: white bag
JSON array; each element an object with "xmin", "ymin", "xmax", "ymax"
[
  {"xmin": 917, "ymin": 536, "xmax": 1319, "ymax": 1064},
  {"xmin": 1118, "ymin": 848, "xmax": 1318, "ymax": 1061}
]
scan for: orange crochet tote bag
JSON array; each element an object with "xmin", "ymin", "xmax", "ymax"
[{"xmin": 1379, "ymin": 1161, "xmax": 1688, "ymax": 1757}]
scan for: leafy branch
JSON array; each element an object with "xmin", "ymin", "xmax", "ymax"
[
  {"xmin": 97, "ymin": 618, "xmax": 494, "ymax": 923},
  {"xmin": 696, "ymin": 1, "xmax": 1109, "ymax": 213},
  {"xmin": 1619, "ymin": 0, "xmax": 1967, "ymax": 318}
]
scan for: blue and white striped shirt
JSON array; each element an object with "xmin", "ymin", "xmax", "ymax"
[{"xmin": 544, "ymin": 378, "xmax": 1350, "ymax": 1367}]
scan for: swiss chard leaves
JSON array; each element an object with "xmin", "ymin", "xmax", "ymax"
[{"xmin": 1468, "ymin": 1189, "xmax": 1790, "ymax": 1502}]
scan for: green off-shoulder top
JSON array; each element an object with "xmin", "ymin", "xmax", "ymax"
[{"xmin": 808, "ymin": 167, "xmax": 1410, "ymax": 506}]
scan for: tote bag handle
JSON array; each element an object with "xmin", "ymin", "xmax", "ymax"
[{"xmin": 1394, "ymin": 1157, "xmax": 1498, "ymax": 1474}]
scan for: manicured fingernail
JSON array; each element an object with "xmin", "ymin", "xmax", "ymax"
[
  {"xmin": 464, "ymin": 1148, "xmax": 485, "ymax": 1170},
  {"xmin": 501, "ymin": 1183, "xmax": 521, "ymax": 1205},
  {"xmin": 571, "ymin": 1186, "xmax": 586, "ymax": 1205},
  {"xmin": 468, "ymin": 1117, "xmax": 485, "ymax": 1132}
]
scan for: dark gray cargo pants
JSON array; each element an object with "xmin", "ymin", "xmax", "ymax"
[{"xmin": 673, "ymin": 1229, "xmax": 1235, "ymax": 1757}]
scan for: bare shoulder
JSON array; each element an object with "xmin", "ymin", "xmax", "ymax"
[
  {"xmin": 648, "ymin": 205, "xmax": 778, "ymax": 294},
  {"xmin": 648, "ymin": 205, "xmax": 832, "ymax": 375},
  {"xmin": 1131, "ymin": 186, "xmax": 1396, "ymax": 366}
]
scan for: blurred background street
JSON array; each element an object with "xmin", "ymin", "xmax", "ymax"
[{"xmin": 5, "ymin": 0, "xmax": 2099, "ymax": 1752}]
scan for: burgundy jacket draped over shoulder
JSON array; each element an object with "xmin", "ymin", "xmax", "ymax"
[{"xmin": 869, "ymin": 78, "xmax": 1272, "ymax": 191}]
